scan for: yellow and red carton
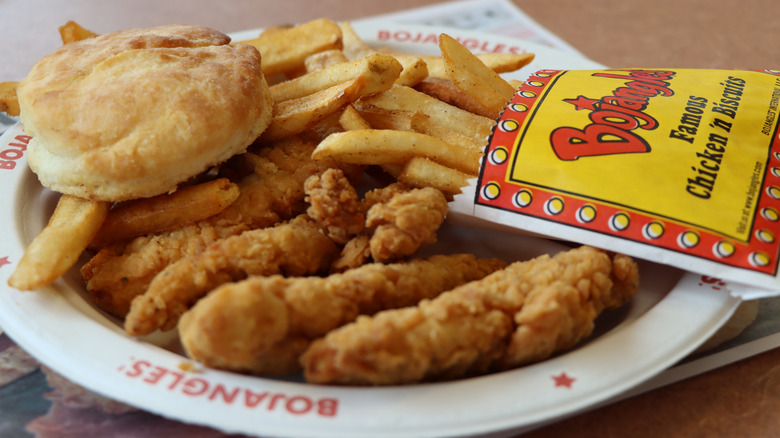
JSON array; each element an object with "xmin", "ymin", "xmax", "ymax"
[{"xmin": 452, "ymin": 68, "xmax": 780, "ymax": 296}]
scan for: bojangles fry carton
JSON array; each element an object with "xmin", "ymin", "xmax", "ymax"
[{"xmin": 451, "ymin": 68, "xmax": 780, "ymax": 297}]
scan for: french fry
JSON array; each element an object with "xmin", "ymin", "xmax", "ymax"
[
  {"xmin": 391, "ymin": 52, "xmax": 534, "ymax": 79},
  {"xmin": 414, "ymin": 77, "xmax": 496, "ymax": 119},
  {"xmin": 236, "ymin": 18, "xmax": 343, "ymax": 77},
  {"xmin": 89, "ymin": 178, "xmax": 240, "ymax": 248},
  {"xmin": 312, "ymin": 129, "xmax": 480, "ymax": 174},
  {"xmin": 378, "ymin": 163, "xmax": 403, "ymax": 179},
  {"xmin": 395, "ymin": 56, "xmax": 429, "ymax": 87},
  {"xmin": 476, "ymin": 52, "xmax": 534, "ymax": 75},
  {"xmin": 308, "ymin": 111, "xmax": 347, "ymax": 140},
  {"xmin": 338, "ymin": 21, "xmax": 376, "ymax": 60},
  {"xmin": 352, "ymin": 104, "xmax": 484, "ymax": 186},
  {"xmin": 304, "ymin": 49, "xmax": 349, "ymax": 73},
  {"xmin": 258, "ymin": 25, "xmax": 294, "ymax": 37},
  {"xmin": 354, "ymin": 104, "xmax": 427, "ymax": 132},
  {"xmin": 261, "ymin": 78, "xmax": 366, "ymax": 141},
  {"xmin": 8, "ymin": 195, "xmax": 109, "ymax": 291},
  {"xmin": 58, "ymin": 21, "xmax": 98, "ymax": 44},
  {"xmin": 270, "ymin": 53, "xmax": 402, "ymax": 102},
  {"xmin": 338, "ymin": 105, "xmax": 372, "ymax": 131},
  {"xmin": 263, "ymin": 55, "xmax": 403, "ymax": 141},
  {"xmin": 397, "ymin": 157, "xmax": 471, "ymax": 197},
  {"xmin": 410, "ymin": 112, "xmax": 487, "ymax": 155},
  {"xmin": 0, "ymin": 81, "xmax": 19, "ymax": 117},
  {"xmin": 359, "ymin": 85, "xmax": 496, "ymax": 142},
  {"xmin": 355, "ymin": 103, "xmax": 485, "ymax": 154},
  {"xmin": 440, "ymin": 33, "xmax": 516, "ymax": 119}
]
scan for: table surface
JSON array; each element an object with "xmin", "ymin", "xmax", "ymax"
[{"xmin": 2, "ymin": 1, "xmax": 780, "ymax": 437}]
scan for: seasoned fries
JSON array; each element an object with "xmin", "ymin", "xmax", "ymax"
[
  {"xmin": 414, "ymin": 77, "xmax": 494, "ymax": 119},
  {"xmin": 358, "ymin": 84, "xmax": 496, "ymax": 142},
  {"xmin": 394, "ymin": 56, "xmax": 429, "ymax": 87},
  {"xmin": 8, "ymin": 195, "xmax": 108, "ymax": 290},
  {"xmin": 304, "ymin": 49, "xmax": 349, "ymax": 72},
  {"xmin": 260, "ymin": 53, "xmax": 402, "ymax": 141},
  {"xmin": 270, "ymin": 53, "xmax": 402, "ymax": 102},
  {"xmin": 440, "ymin": 34, "xmax": 517, "ymax": 119},
  {"xmin": 0, "ymin": 81, "xmax": 19, "ymax": 117},
  {"xmin": 90, "ymin": 178, "xmax": 240, "ymax": 248},
  {"xmin": 338, "ymin": 105, "xmax": 372, "ymax": 131},
  {"xmin": 262, "ymin": 78, "xmax": 371, "ymax": 141},
  {"xmin": 355, "ymin": 105, "xmax": 427, "ymax": 132},
  {"xmin": 312, "ymin": 129, "xmax": 481, "ymax": 174},
  {"xmin": 397, "ymin": 157, "xmax": 472, "ymax": 197},
  {"xmin": 238, "ymin": 18, "xmax": 344, "ymax": 77},
  {"xmin": 391, "ymin": 52, "xmax": 534, "ymax": 79}
]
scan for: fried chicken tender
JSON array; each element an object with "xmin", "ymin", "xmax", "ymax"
[
  {"xmin": 178, "ymin": 253, "xmax": 507, "ymax": 375},
  {"xmin": 303, "ymin": 173, "xmax": 449, "ymax": 270},
  {"xmin": 82, "ymin": 135, "xmax": 358, "ymax": 319},
  {"xmin": 301, "ymin": 246, "xmax": 639, "ymax": 385},
  {"xmin": 365, "ymin": 186, "xmax": 448, "ymax": 263},
  {"xmin": 124, "ymin": 215, "xmax": 340, "ymax": 336},
  {"xmin": 359, "ymin": 182, "xmax": 409, "ymax": 211},
  {"xmin": 210, "ymin": 135, "xmax": 353, "ymax": 228},
  {"xmin": 304, "ymin": 168, "xmax": 365, "ymax": 244},
  {"xmin": 329, "ymin": 235, "xmax": 371, "ymax": 273},
  {"xmin": 81, "ymin": 222, "xmax": 250, "ymax": 317},
  {"xmin": 326, "ymin": 183, "xmax": 412, "ymax": 271}
]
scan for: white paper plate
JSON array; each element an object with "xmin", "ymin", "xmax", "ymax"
[{"xmin": 0, "ymin": 23, "xmax": 741, "ymax": 438}]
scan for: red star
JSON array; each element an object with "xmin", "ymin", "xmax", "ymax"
[
  {"xmin": 564, "ymin": 95, "xmax": 600, "ymax": 111},
  {"xmin": 0, "ymin": 256, "xmax": 10, "ymax": 269},
  {"xmin": 552, "ymin": 372, "xmax": 576, "ymax": 388}
]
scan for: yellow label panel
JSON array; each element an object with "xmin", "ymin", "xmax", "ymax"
[{"xmin": 479, "ymin": 69, "xmax": 780, "ymax": 274}]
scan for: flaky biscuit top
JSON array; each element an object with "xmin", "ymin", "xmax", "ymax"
[{"xmin": 18, "ymin": 24, "xmax": 273, "ymax": 201}]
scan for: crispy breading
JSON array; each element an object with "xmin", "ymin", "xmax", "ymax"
[
  {"xmin": 124, "ymin": 215, "xmax": 340, "ymax": 336},
  {"xmin": 178, "ymin": 254, "xmax": 507, "ymax": 375},
  {"xmin": 301, "ymin": 246, "xmax": 639, "ymax": 385},
  {"xmin": 329, "ymin": 235, "xmax": 372, "ymax": 273},
  {"xmin": 81, "ymin": 222, "xmax": 249, "ymax": 318},
  {"xmin": 365, "ymin": 186, "xmax": 448, "ymax": 263},
  {"xmin": 358, "ymin": 182, "xmax": 410, "ymax": 210},
  {"xmin": 210, "ymin": 135, "xmax": 341, "ymax": 228},
  {"xmin": 304, "ymin": 173, "xmax": 450, "ymax": 267},
  {"xmin": 81, "ymin": 135, "xmax": 353, "ymax": 319},
  {"xmin": 304, "ymin": 168, "xmax": 365, "ymax": 244}
]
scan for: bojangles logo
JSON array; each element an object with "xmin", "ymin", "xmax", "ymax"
[{"xmin": 550, "ymin": 70, "xmax": 677, "ymax": 161}]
